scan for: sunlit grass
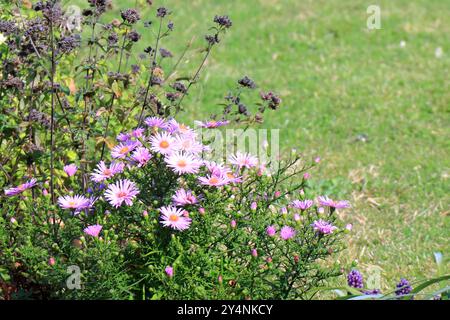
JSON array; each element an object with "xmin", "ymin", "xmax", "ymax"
[{"xmin": 69, "ymin": 0, "xmax": 449, "ymax": 289}]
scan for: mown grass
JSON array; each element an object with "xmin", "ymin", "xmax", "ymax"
[{"xmin": 70, "ymin": 0, "xmax": 449, "ymax": 290}]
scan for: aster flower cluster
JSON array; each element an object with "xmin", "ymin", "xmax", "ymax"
[
  {"xmin": 52, "ymin": 117, "xmax": 261, "ymax": 226},
  {"xmin": 0, "ymin": 3, "xmax": 354, "ymax": 300},
  {"xmin": 2, "ymin": 112, "xmax": 354, "ymax": 299}
]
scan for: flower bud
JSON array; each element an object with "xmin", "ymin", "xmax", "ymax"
[{"xmin": 48, "ymin": 257, "xmax": 56, "ymax": 266}]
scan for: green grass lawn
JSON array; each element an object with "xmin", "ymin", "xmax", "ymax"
[{"xmin": 71, "ymin": 0, "xmax": 449, "ymax": 290}]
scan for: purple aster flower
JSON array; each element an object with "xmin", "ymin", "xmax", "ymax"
[
  {"xmin": 63, "ymin": 164, "xmax": 78, "ymax": 177},
  {"xmin": 104, "ymin": 179, "xmax": 140, "ymax": 208},
  {"xmin": 317, "ymin": 196, "xmax": 350, "ymax": 209},
  {"xmin": 395, "ymin": 278, "xmax": 413, "ymax": 296},
  {"xmin": 132, "ymin": 127, "xmax": 145, "ymax": 138},
  {"xmin": 4, "ymin": 178, "xmax": 37, "ymax": 196},
  {"xmin": 145, "ymin": 116, "xmax": 167, "ymax": 129},
  {"xmin": 165, "ymin": 266, "xmax": 173, "ymax": 277},
  {"xmin": 117, "ymin": 132, "xmax": 131, "ymax": 142},
  {"xmin": 280, "ymin": 226, "xmax": 296, "ymax": 240},
  {"xmin": 266, "ymin": 225, "xmax": 276, "ymax": 237},
  {"xmin": 83, "ymin": 224, "xmax": 102, "ymax": 237},
  {"xmin": 347, "ymin": 269, "xmax": 364, "ymax": 289},
  {"xmin": 291, "ymin": 199, "xmax": 313, "ymax": 210},
  {"xmin": 111, "ymin": 141, "xmax": 138, "ymax": 159},
  {"xmin": 131, "ymin": 147, "xmax": 152, "ymax": 167},
  {"xmin": 194, "ymin": 119, "xmax": 229, "ymax": 129},
  {"xmin": 311, "ymin": 219, "xmax": 337, "ymax": 235},
  {"xmin": 172, "ymin": 188, "xmax": 198, "ymax": 206}
]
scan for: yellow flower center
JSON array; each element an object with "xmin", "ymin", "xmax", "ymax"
[
  {"xmin": 177, "ymin": 160, "xmax": 187, "ymax": 168},
  {"xmin": 169, "ymin": 214, "xmax": 179, "ymax": 222},
  {"xmin": 160, "ymin": 140, "xmax": 169, "ymax": 149},
  {"xmin": 209, "ymin": 176, "xmax": 219, "ymax": 185},
  {"xmin": 119, "ymin": 146, "xmax": 129, "ymax": 154}
]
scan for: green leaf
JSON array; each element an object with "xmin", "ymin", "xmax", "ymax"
[{"xmin": 410, "ymin": 275, "xmax": 450, "ymax": 295}]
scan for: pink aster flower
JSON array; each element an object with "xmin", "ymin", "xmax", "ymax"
[
  {"xmin": 223, "ymin": 171, "xmax": 243, "ymax": 184},
  {"xmin": 91, "ymin": 161, "xmax": 124, "ymax": 182},
  {"xmin": 63, "ymin": 164, "xmax": 78, "ymax": 177},
  {"xmin": 104, "ymin": 179, "xmax": 140, "ymax": 208},
  {"xmin": 280, "ymin": 226, "xmax": 296, "ymax": 240},
  {"xmin": 165, "ymin": 152, "xmax": 201, "ymax": 174},
  {"xmin": 83, "ymin": 224, "xmax": 103, "ymax": 237},
  {"xmin": 172, "ymin": 188, "xmax": 198, "ymax": 206},
  {"xmin": 228, "ymin": 151, "xmax": 258, "ymax": 169},
  {"xmin": 203, "ymin": 161, "xmax": 227, "ymax": 176},
  {"xmin": 150, "ymin": 131, "xmax": 175, "ymax": 155},
  {"xmin": 311, "ymin": 219, "xmax": 337, "ymax": 235},
  {"xmin": 165, "ymin": 266, "xmax": 174, "ymax": 277},
  {"xmin": 318, "ymin": 196, "xmax": 350, "ymax": 209},
  {"xmin": 266, "ymin": 225, "xmax": 276, "ymax": 236},
  {"xmin": 4, "ymin": 178, "xmax": 37, "ymax": 196},
  {"xmin": 250, "ymin": 202, "xmax": 257, "ymax": 211},
  {"xmin": 291, "ymin": 199, "xmax": 314, "ymax": 210},
  {"xmin": 132, "ymin": 127, "xmax": 145, "ymax": 138},
  {"xmin": 167, "ymin": 119, "xmax": 195, "ymax": 136},
  {"xmin": 159, "ymin": 206, "xmax": 192, "ymax": 231},
  {"xmin": 58, "ymin": 195, "xmax": 91, "ymax": 210},
  {"xmin": 117, "ymin": 132, "xmax": 131, "ymax": 142},
  {"xmin": 173, "ymin": 135, "xmax": 203, "ymax": 154},
  {"xmin": 198, "ymin": 174, "xmax": 229, "ymax": 187},
  {"xmin": 111, "ymin": 141, "xmax": 138, "ymax": 159},
  {"xmin": 131, "ymin": 147, "xmax": 152, "ymax": 167},
  {"xmin": 145, "ymin": 116, "xmax": 168, "ymax": 129},
  {"xmin": 194, "ymin": 119, "xmax": 229, "ymax": 129}
]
